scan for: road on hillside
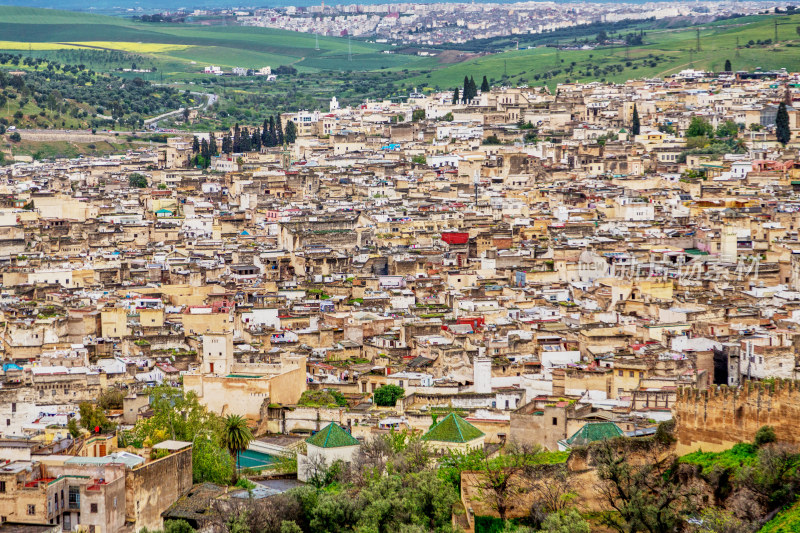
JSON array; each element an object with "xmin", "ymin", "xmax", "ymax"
[
  {"xmin": 144, "ymin": 91, "xmax": 218, "ymax": 125},
  {"xmin": 14, "ymin": 91, "xmax": 219, "ymax": 138}
]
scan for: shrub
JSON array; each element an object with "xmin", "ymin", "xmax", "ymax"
[
  {"xmin": 654, "ymin": 419, "xmax": 676, "ymax": 445},
  {"xmin": 373, "ymin": 384, "xmax": 405, "ymax": 406},
  {"xmin": 755, "ymin": 425, "xmax": 777, "ymax": 447}
]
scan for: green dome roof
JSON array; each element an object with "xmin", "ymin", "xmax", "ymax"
[
  {"xmin": 306, "ymin": 423, "xmax": 360, "ymax": 448},
  {"xmin": 421, "ymin": 413, "xmax": 484, "ymax": 443}
]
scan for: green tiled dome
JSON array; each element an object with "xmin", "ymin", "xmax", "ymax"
[
  {"xmin": 421, "ymin": 413, "xmax": 484, "ymax": 443},
  {"xmin": 306, "ymin": 423, "xmax": 360, "ymax": 448}
]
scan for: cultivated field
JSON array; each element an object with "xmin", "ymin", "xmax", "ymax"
[{"xmin": 0, "ymin": 6, "xmax": 418, "ymax": 77}]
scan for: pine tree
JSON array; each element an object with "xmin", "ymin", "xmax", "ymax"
[
  {"xmin": 776, "ymin": 102, "xmax": 791, "ymax": 145},
  {"xmin": 452, "ymin": 87, "xmax": 459, "ymax": 104},
  {"xmin": 481, "ymin": 75, "xmax": 490, "ymax": 92},
  {"xmin": 724, "ymin": 59, "xmax": 732, "ymax": 72},
  {"xmin": 631, "ymin": 104, "xmax": 641, "ymax": 136}
]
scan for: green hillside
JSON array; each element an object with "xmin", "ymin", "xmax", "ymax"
[
  {"xmin": 2, "ymin": 7, "xmax": 799, "ymax": 88},
  {"xmin": 1, "ymin": 7, "xmax": 798, "ymax": 117},
  {"xmin": 0, "ymin": 6, "xmax": 420, "ymax": 77},
  {"xmin": 406, "ymin": 14, "xmax": 800, "ymax": 91}
]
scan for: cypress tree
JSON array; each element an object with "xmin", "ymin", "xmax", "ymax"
[
  {"xmin": 268, "ymin": 117, "xmax": 277, "ymax": 147},
  {"xmin": 631, "ymin": 104, "xmax": 641, "ymax": 136},
  {"xmin": 200, "ymin": 138, "xmax": 209, "ymax": 159},
  {"xmin": 724, "ymin": 59, "xmax": 732, "ymax": 72},
  {"xmin": 776, "ymin": 102, "xmax": 791, "ymax": 145},
  {"xmin": 222, "ymin": 135, "xmax": 232, "ymax": 154},
  {"xmin": 276, "ymin": 115, "xmax": 284, "ymax": 146},
  {"xmin": 462, "ymin": 76, "xmax": 470, "ymax": 103},
  {"xmin": 469, "ymin": 76, "xmax": 476, "ymax": 99},
  {"xmin": 481, "ymin": 75, "xmax": 490, "ymax": 92},
  {"xmin": 233, "ymin": 124, "xmax": 241, "ymax": 153},
  {"xmin": 242, "ymin": 128, "xmax": 253, "ymax": 152},
  {"xmin": 452, "ymin": 87, "xmax": 459, "ymax": 104},
  {"xmin": 191, "ymin": 136, "xmax": 199, "ymax": 153},
  {"xmin": 209, "ymin": 132, "xmax": 218, "ymax": 156},
  {"xmin": 261, "ymin": 119, "xmax": 269, "ymax": 146},
  {"xmin": 252, "ymin": 130, "xmax": 261, "ymax": 152},
  {"xmin": 285, "ymin": 120, "xmax": 297, "ymax": 144}
]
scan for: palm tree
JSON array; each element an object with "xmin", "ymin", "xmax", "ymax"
[{"xmin": 221, "ymin": 414, "xmax": 253, "ymax": 481}]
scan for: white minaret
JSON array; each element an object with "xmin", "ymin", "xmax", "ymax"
[
  {"xmin": 474, "ymin": 355, "xmax": 492, "ymax": 394},
  {"xmin": 720, "ymin": 225, "xmax": 737, "ymax": 263}
]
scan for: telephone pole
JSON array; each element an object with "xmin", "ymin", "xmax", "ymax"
[
  {"xmin": 696, "ymin": 28, "xmax": 701, "ymax": 52},
  {"xmin": 315, "ymin": 33, "xmax": 320, "ymax": 51},
  {"xmin": 348, "ymin": 35, "xmax": 352, "ymax": 62}
]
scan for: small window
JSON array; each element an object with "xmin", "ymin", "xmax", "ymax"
[
  {"xmin": 90, "ymin": 503, "xmax": 98, "ymax": 513},
  {"xmin": 617, "ymin": 370, "xmax": 623, "ymax": 377},
  {"xmin": 27, "ymin": 505, "xmax": 35, "ymax": 516},
  {"xmin": 0, "ymin": 481, "xmax": 5, "ymax": 493},
  {"xmin": 629, "ymin": 371, "xmax": 634, "ymax": 378},
  {"xmin": 552, "ymin": 417, "xmax": 558, "ymax": 426}
]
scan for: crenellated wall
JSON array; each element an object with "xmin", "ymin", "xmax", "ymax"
[{"xmin": 674, "ymin": 380, "xmax": 800, "ymax": 454}]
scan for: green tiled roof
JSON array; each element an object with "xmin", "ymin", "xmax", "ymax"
[
  {"xmin": 565, "ymin": 422, "xmax": 624, "ymax": 446},
  {"xmin": 421, "ymin": 413, "xmax": 484, "ymax": 443},
  {"xmin": 306, "ymin": 423, "xmax": 360, "ymax": 448}
]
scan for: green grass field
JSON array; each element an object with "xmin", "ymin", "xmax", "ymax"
[
  {"xmin": 0, "ymin": 6, "xmax": 417, "ymax": 77},
  {"xmin": 406, "ymin": 14, "xmax": 800, "ymax": 91}
]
